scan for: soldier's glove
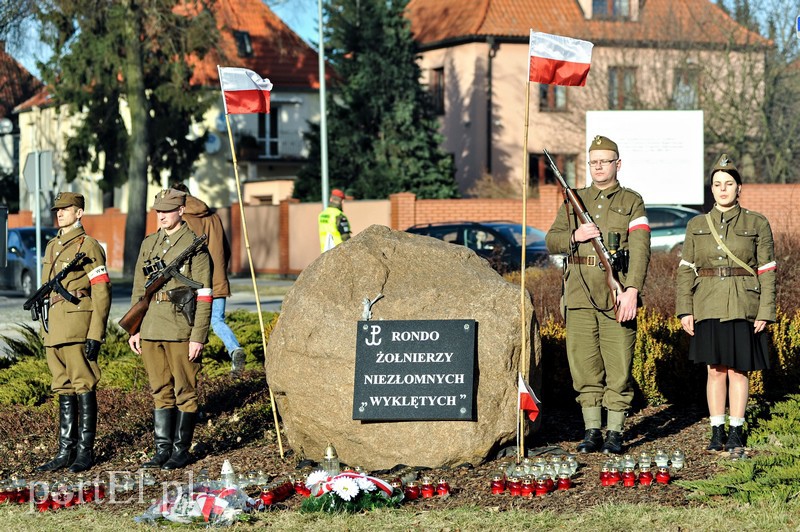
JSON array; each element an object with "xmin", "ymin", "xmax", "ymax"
[{"xmin": 84, "ymin": 339, "xmax": 101, "ymax": 362}]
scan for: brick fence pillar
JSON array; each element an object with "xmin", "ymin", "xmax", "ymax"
[
  {"xmin": 389, "ymin": 192, "xmax": 417, "ymax": 230},
  {"xmin": 279, "ymin": 198, "xmax": 298, "ymax": 276}
]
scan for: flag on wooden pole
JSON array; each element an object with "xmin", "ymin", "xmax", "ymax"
[
  {"xmin": 218, "ymin": 66, "xmax": 273, "ymax": 114},
  {"xmin": 518, "ymin": 373, "xmax": 540, "ymax": 422},
  {"xmin": 528, "ymin": 31, "xmax": 594, "ymax": 86}
]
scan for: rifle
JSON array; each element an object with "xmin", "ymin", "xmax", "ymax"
[
  {"xmin": 23, "ymin": 252, "xmax": 88, "ymax": 334},
  {"xmin": 544, "ymin": 148, "xmax": 625, "ymax": 306},
  {"xmin": 119, "ymin": 233, "xmax": 208, "ymax": 335}
]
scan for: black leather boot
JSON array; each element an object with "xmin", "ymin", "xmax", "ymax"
[
  {"xmin": 576, "ymin": 428, "xmax": 604, "ymax": 453},
  {"xmin": 69, "ymin": 391, "xmax": 97, "ymax": 473},
  {"xmin": 36, "ymin": 394, "xmax": 79, "ymax": 472},
  {"xmin": 142, "ymin": 408, "xmax": 177, "ymax": 468},
  {"xmin": 162, "ymin": 410, "xmax": 196, "ymax": 470},
  {"xmin": 707, "ymin": 425, "xmax": 727, "ymax": 451},
  {"xmin": 725, "ymin": 425, "xmax": 745, "ymax": 451},
  {"xmin": 601, "ymin": 431, "xmax": 624, "ymax": 454}
]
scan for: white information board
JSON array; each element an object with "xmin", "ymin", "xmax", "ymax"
[{"xmin": 586, "ymin": 110, "xmax": 704, "ymax": 205}]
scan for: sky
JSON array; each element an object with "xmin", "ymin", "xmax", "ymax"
[{"xmin": 9, "ymin": 0, "xmax": 320, "ymax": 79}]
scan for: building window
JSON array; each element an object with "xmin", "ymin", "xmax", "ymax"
[
  {"xmin": 257, "ymin": 107, "xmax": 279, "ymax": 157},
  {"xmin": 430, "ymin": 67, "xmax": 445, "ymax": 115},
  {"xmin": 539, "ymin": 85, "xmax": 567, "ymax": 111},
  {"xmin": 233, "ymin": 30, "xmax": 253, "ymax": 58},
  {"xmin": 608, "ymin": 67, "xmax": 637, "ymax": 110},
  {"xmin": 530, "ymin": 153, "xmax": 577, "ymax": 188},
  {"xmin": 593, "ymin": 0, "xmax": 630, "ymax": 18},
  {"xmin": 673, "ymin": 68, "xmax": 700, "ymax": 110}
]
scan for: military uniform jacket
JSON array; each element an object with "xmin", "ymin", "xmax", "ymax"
[
  {"xmin": 546, "ymin": 182, "xmax": 651, "ymax": 311},
  {"xmin": 676, "ymin": 204, "xmax": 776, "ymax": 323},
  {"xmin": 41, "ymin": 226, "xmax": 111, "ymax": 346},
  {"xmin": 132, "ymin": 222, "xmax": 213, "ymax": 343}
]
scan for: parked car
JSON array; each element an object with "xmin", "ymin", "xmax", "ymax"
[
  {"xmin": 406, "ymin": 221, "xmax": 552, "ymax": 273},
  {"xmin": 1, "ymin": 226, "xmax": 59, "ymax": 297},
  {"xmin": 646, "ymin": 205, "xmax": 701, "ymax": 254}
]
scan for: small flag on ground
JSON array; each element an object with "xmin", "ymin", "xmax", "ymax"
[
  {"xmin": 518, "ymin": 372, "xmax": 540, "ymax": 422},
  {"xmin": 528, "ymin": 31, "xmax": 593, "ymax": 87},
  {"xmin": 218, "ymin": 66, "xmax": 273, "ymax": 114}
]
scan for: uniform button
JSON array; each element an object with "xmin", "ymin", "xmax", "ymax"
[
  {"xmin": 595, "ymin": 214, "xmax": 601, "ymax": 219},
  {"xmin": 598, "ymin": 205, "xmax": 603, "ymax": 209},
  {"xmin": 55, "ymin": 251, "xmax": 60, "ymax": 256}
]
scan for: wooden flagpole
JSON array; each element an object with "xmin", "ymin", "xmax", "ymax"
[
  {"xmin": 518, "ymin": 79, "xmax": 532, "ymax": 464},
  {"xmin": 223, "ymin": 112, "xmax": 284, "ymax": 459}
]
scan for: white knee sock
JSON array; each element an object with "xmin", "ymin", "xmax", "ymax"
[
  {"xmin": 729, "ymin": 416, "xmax": 745, "ymax": 427},
  {"xmin": 709, "ymin": 415, "xmax": 726, "ymax": 427}
]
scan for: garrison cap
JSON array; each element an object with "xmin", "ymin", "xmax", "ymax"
[
  {"xmin": 710, "ymin": 153, "xmax": 742, "ymax": 185},
  {"xmin": 588, "ymin": 135, "xmax": 619, "ymax": 156},
  {"xmin": 51, "ymin": 192, "xmax": 85, "ymax": 211},
  {"xmin": 153, "ymin": 188, "xmax": 187, "ymax": 211}
]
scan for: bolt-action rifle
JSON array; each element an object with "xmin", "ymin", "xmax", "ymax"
[
  {"xmin": 23, "ymin": 252, "xmax": 87, "ymax": 333},
  {"xmin": 119, "ymin": 234, "xmax": 207, "ymax": 335},
  {"xmin": 544, "ymin": 148, "xmax": 625, "ymax": 308}
]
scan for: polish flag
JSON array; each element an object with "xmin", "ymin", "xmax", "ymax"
[
  {"xmin": 218, "ymin": 66, "xmax": 273, "ymax": 114},
  {"xmin": 518, "ymin": 373, "xmax": 540, "ymax": 422},
  {"xmin": 528, "ymin": 31, "xmax": 593, "ymax": 87}
]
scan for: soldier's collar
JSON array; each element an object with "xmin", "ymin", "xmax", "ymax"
[
  {"xmin": 714, "ymin": 203, "xmax": 741, "ymax": 223},
  {"xmin": 589, "ymin": 181, "xmax": 620, "ymax": 199},
  {"xmin": 58, "ymin": 225, "xmax": 86, "ymax": 241}
]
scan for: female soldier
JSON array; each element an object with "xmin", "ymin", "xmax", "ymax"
[{"xmin": 676, "ymin": 154, "xmax": 776, "ymax": 452}]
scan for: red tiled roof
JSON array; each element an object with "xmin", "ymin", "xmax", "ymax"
[
  {"xmin": 187, "ymin": 0, "xmax": 328, "ymax": 89},
  {"xmin": 0, "ymin": 45, "xmax": 43, "ymax": 118},
  {"xmin": 407, "ymin": 0, "xmax": 770, "ymax": 49}
]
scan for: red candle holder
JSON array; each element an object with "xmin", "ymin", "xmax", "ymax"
[
  {"xmin": 490, "ymin": 475, "xmax": 506, "ymax": 494},
  {"xmin": 599, "ymin": 465, "xmax": 610, "ymax": 486},
  {"xmin": 556, "ymin": 474, "xmax": 572, "ymax": 490},
  {"xmin": 521, "ymin": 478, "xmax": 534, "ymax": 498},
  {"xmin": 607, "ymin": 467, "xmax": 621, "ymax": 486},
  {"xmin": 421, "ymin": 478, "xmax": 435, "ymax": 499},
  {"xmin": 404, "ymin": 481, "xmax": 421, "ymax": 501},
  {"xmin": 534, "ymin": 479, "xmax": 548, "ymax": 497},
  {"xmin": 544, "ymin": 476, "xmax": 555, "ymax": 492},
  {"xmin": 260, "ymin": 489, "xmax": 275, "ymax": 505},
  {"xmin": 638, "ymin": 467, "xmax": 653, "ymax": 486},
  {"xmin": 507, "ymin": 478, "xmax": 522, "ymax": 497},
  {"xmin": 436, "ymin": 479, "xmax": 450, "ymax": 496},
  {"xmin": 655, "ymin": 467, "xmax": 670, "ymax": 485},
  {"xmin": 390, "ymin": 481, "xmax": 403, "ymax": 495},
  {"xmin": 622, "ymin": 468, "xmax": 636, "ymax": 487},
  {"xmin": 36, "ymin": 493, "xmax": 51, "ymax": 512}
]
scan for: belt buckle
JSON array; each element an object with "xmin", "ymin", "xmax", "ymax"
[
  {"xmin": 586, "ymin": 256, "xmax": 597, "ymax": 267},
  {"xmin": 719, "ymin": 267, "xmax": 730, "ymax": 277}
]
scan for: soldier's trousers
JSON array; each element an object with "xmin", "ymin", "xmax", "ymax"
[
  {"xmin": 140, "ymin": 340, "xmax": 201, "ymax": 413},
  {"xmin": 46, "ymin": 343, "xmax": 101, "ymax": 395},
  {"xmin": 565, "ymin": 308, "xmax": 636, "ymax": 412}
]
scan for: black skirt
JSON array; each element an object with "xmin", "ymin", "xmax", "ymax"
[{"xmin": 688, "ymin": 319, "xmax": 770, "ymax": 371}]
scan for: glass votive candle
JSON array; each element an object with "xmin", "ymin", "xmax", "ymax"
[
  {"xmin": 490, "ymin": 475, "xmax": 505, "ymax": 494},
  {"xmin": 521, "ymin": 477, "xmax": 534, "ymax": 497},
  {"xmin": 622, "ymin": 453, "xmax": 637, "ymax": 469},
  {"xmin": 599, "ymin": 464, "xmax": 610, "ymax": 486},
  {"xmin": 557, "ymin": 473, "xmax": 572, "ymax": 490},
  {"xmin": 507, "ymin": 477, "xmax": 522, "ymax": 497},
  {"xmin": 404, "ymin": 481, "xmax": 421, "ymax": 500},
  {"xmin": 638, "ymin": 465, "xmax": 653, "ymax": 486},
  {"xmin": 534, "ymin": 478, "xmax": 549, "ymax": 497},
  {"xmin": 670, "ymin": 449, "xmax": 685, "ymax": 470},
  {"xmin": 638, "ymin": 451, "xmax": 652, "ymax": 469},
  {"xmin": 436, "ymin": 478, "xmax": 450, "ymax": 496},
  {"xmin": 655, "ymin": 467, "xmax": 671, "ymax": 484},
  {"xmin": 521, "ymin": 457, "xmax": 533, "ymax": 474},
  {"xmin": 543, "ymin": 463, "xmax": 556, "ymax": 479},
  {"xmin": 607, "ymin": 466, "xmax": 621, "ymax": 486},
  {"xmin": 566, "ymin": 455, "xmax": 579, "ymax": 475},
  {"xmin": 622, "ymin": 467, "xmax": 636, "ymax": 487},
  {"xmin": 420, "ymin": 477, "xmax": 435, "ymax": 498},
  {"xmin": 654, "ymin": 450, "xmax": 669, "ymax": 468}
]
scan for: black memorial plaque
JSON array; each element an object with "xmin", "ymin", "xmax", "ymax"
[{"xmin": 353, "ymin": 319, "xmax": 476, "ymax": 421}]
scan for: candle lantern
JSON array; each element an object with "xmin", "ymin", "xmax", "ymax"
[
  {"xmin": 322, "ymin": 443, "xmax": 341, "ymax": 476},
  {"xmin": 404, "ymin": 481, "xmax": 421, "ymax": 500},
  {"xmin": 557, "ymin": 473, "xmax": 572, "ymax": 490},
  {"xmin": 490, "ymin": 474, "xmax": 506, "ymax": 494},
  {"xmin": 654, "ymin": 449, "xmax": 669, "ymax": 468},
  {"xmin": 507, "ymin": 477, "xmax": 522, "ymax": 497},
  {"xmin": 293, "ymin": 477, "xmax": 308, "ymax": 497},
  {"xmin": 220, "ymin": 459, "xmax": 236, "ymax": 488},
  {"xmin": 622, "ymin": 453, "xmax": 637, "ymax": 469},
  {"xmin": 436, "ymin": 478, "xmax": 451, "ymax": 496},
  {"xmin": 622, "ymin": 467, "xmax": 636, "ymax": 487},
  {"xmin": 638, "ymin": 451, "xmax": 652, "ymax": 469},
  {"xmin": 421, "ymin": 477, "xmax": 436, "ymax": 498},
  {"xmin": 670, "ymin": 449, "xmax": 685, "ymax": 470},
  {"xmin": 390, "ymin": 480, "xmax": 403, "ymax": 495},
  {"xmin": 544, "ymin": 474, "xmax": 555, "ymax": 492},
  {"xmin": 608, "ymin": 466, "xmax": 621, "ymax": 486},
  {"xmin": 566, "ymin": 455, "xmax": 579, "ymax": 476},
  {"xmin": 638, "ymin": 466, "xmax": 653, "ymax": 486},
  {"xmin": 521, "ymin": 457, "xmax": 533, "ymax": 474},
  {"xmin": 599, "ymin": 464, "xmax": 610, "ymax": 486},
  {"xmin": 655, "ymin": 467, "xmax": 671, "ymax": 484},
  {"xmin": 521, "ymin": 477, "xmax": 534, "ymax": 497},
  {"xmin": 534, "ymin": 478, "xmax": 548, "ymax": 497}
]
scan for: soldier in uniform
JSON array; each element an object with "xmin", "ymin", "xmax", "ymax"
[
  {"xmin": 36, "ymin": 192, "xmax": 111, "ymax": 473},
  {"xmin": 318, "ymin": 188, "xmax": 351, "ymax": 252},
  {"xmin": 676, "ymin": 154, "xmax": 776, "ymax": 452},
  {"xmin": 128, "ymin": 189, "xmax": 212, "ymax": 470},
  {"xmin": 546, "ymin": 135, "xmax": 651, "ymax": 455}
]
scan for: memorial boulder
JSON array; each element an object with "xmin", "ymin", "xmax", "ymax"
[{"xmin": 265, "ymin": 225, "xmax": 541, "ymax": 470}]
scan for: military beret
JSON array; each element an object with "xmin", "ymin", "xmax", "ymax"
[
  {"xmin": 153, "ymin": 188, "xmax": 187, "ymax": 211},
  {"xmin": 709, "ymin": 153, "xmax": 742, "ymax": 185},
  {"xmin": 51, "ymin": 192, "xmax": 85, "ymax": 211},
  {"xmin": 588, "ymin": 135, "xmax": 619, "ymax": 156}
]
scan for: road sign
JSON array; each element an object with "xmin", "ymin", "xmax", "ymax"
[{"xmin": 22, "ymin": 151, "xmax": 53, "ymax": 193}]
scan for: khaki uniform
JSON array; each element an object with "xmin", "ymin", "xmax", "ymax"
[
  {"xmin": 42, "ymin": 226, "xmax": 111, "ymax": 395},
  {"xmin": 132, "ymin": 222, "xmax": 212, "ymax": 412},
  {"xmin": 545, "ymin": 182, "xmax": 651, "ymax": 416},
  {"xmin": 676, "ymin": 204, "xmax": 776, "ymax": 323}
]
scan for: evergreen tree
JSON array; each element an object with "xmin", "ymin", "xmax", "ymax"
[
  {"xmin": 294, "ymin": 0, "xmax": 458, "ymax": 201},
  {"xmin": 35, "ymin": 0, "xmax": 217, "ymax": 274}
]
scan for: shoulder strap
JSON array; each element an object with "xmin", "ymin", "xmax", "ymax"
[{"xmin": 704, "ymin": 213, "xmax": 756, "ymax": 277}]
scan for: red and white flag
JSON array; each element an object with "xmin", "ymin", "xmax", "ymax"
[
  {"xmin": 218, "ymin": 66, "xmax": 273, "ymax": 115},
  {"xmin": 518, "ymin": 372, "xmax": 540, "ymax": 422},
  {"xmin": 528, "ymin": 30, "xmax": 593, "ymax": 87}
]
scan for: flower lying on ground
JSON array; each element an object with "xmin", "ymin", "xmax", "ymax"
[{"xmin": 301, "ymin": 470, "xmax": 402, "ymax": 513}]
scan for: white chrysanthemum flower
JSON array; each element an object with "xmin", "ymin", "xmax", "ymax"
[
  {"xmin": 305, "ymin": 469, "xmax": 329, "ymax": 489},
  {"xmin": 331, "ymin": 477, "xmax": 359, "ymax": 501},
  {"xmin": 355, "ymin": 476, "xmax": 376, "ymax": 492}
]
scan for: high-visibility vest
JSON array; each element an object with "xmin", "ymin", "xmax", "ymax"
[{"xmin": 319, "ymin": 206, "xmax": 345, "ymax": 251}]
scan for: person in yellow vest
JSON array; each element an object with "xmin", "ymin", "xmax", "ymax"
[
  {"xmin": 318, "ymin": 189, "xmax": 351, "ymax": 252},
  {"xmin": 35, "ymin": 192, "xmax": 111, "ymax": 473}
]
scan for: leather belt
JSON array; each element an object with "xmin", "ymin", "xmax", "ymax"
[
  {"xmin": 153, "ymin": 292, "xmax": 171, "ymax": 302},
  {"xmin": 567, "ymin": 256, "xmax": 598, "ymax": 267},
  {"xmin": 697, "ymin": 267, "xmax": 750, "ymax": 277},
  {"xmin": 49, "ymin": 289, "xmax": 90, "ymax": 306}
]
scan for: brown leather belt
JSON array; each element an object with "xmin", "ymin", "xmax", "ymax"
[
  {"xmin": 567, "ymin": 256, "xmax": 598, "ymax": 267},
  {"xmin": 49, "ymin": 289, "xmax": 90, "ymax": 306},
  {"xmin": 153, "ymin": 292, "xmax": 171, "ymax": 302},
  {"xmin": 697, "ymin": 267, "xmax": 750, "ymax": 277}
]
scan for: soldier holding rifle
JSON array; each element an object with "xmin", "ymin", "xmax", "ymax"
[
  {"xmin": 34, "ymin": 192, "xmax": 111, "ymax": 473},
  {"xmin": 545, "ymin": 136, "xmax": 651, "ymax": 454},
  {"xmin": 126, "ymin": 189, "xmax": 212, "ymax": 469}
]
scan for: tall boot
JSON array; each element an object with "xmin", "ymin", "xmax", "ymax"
[
  {"xmin": 69, "ymin": 391, "xmax": 97, "ymax": 473},
  {"xmin": 162, "ymin": 410, "xmax": 196, "ymax": 470},
  {"xmin": 142, "ymin": 408, "xmax": 177, "ymax": 468},
  {"xmin": 36, "ymin": 394, "xmax": 79, "ymax": 472}
]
